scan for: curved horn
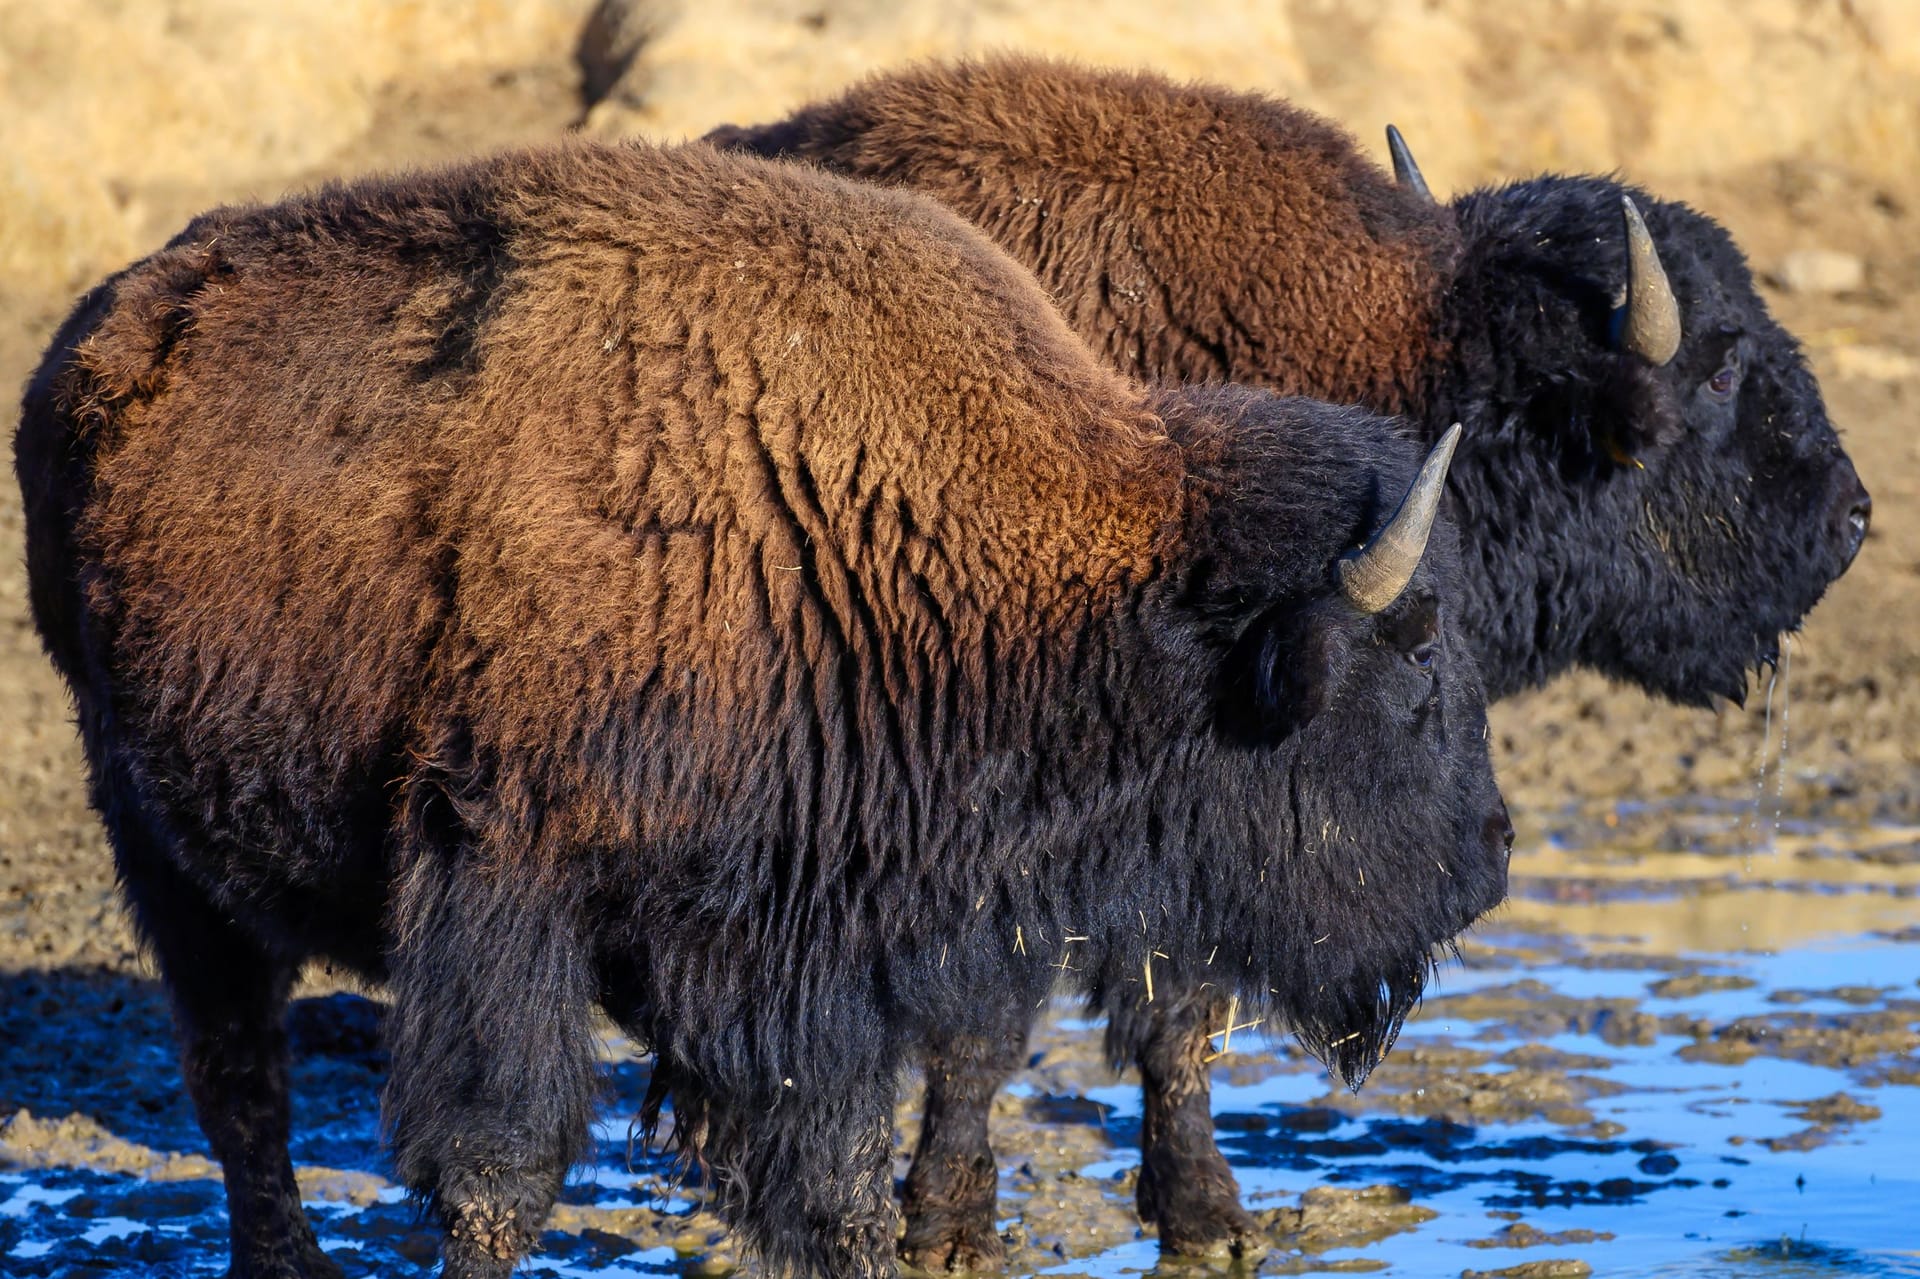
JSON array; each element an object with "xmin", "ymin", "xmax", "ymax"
[
  {"xmin": 1339, "ymin": 423, "xmax": 1462, "ymax": 614},
  {"xmin": 1385, "ymin": 125, "xmax": 1435, "ymax": 203},
  {"xmin": 1615, "ymin": 195, "xmax": 1681, "ymax": 365}
]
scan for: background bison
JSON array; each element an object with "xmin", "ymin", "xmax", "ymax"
[
  {"xmin": 712, "ymin": 56, "xmax": 1872, "ymax": 1264},
  {"xmin": 14, "ymin": 139, "xmax": 1508, "ymax": 1277},
  {"xmin": 4, "ymin": 7, "xmax": 1917, "ymax": 1276}
]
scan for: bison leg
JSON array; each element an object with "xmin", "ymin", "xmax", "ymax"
[
  {"xmin": 1126, "ymin": 992, "xmax": 1263, "ymax": 1259},
  {"xmin": 102, "ymin": 777, "xmax": 337, "ymax": 1278},
  {"xmin": 383, "ymin": 854, "xmax": 599, "ymax": 1278},
  {"xmin": 698, "ymin": 1075, "xmax": 900, "ymax": 1279},
  {"xmin": 898, "ymin": 1013, "xmax": 1029, "ymax": 1272}
]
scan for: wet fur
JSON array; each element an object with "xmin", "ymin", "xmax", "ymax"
[
  {"xmin": 712, "ymin": 56, "xmax": 1867, "ymax": 1265},
  {"xmin": 15, "ymin": 139, "xmax": 1507, "ymax": 1277},
  {"xmin": 711, "ymin": 55, "xmax": 1865, "ymax": 706}
]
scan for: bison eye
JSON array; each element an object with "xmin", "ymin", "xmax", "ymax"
[
  {"xmin": 1706, "ymin": 363, "xmax": 1739, "ymax": 400},
  {"xmin": 1409, "ymin": 640, "xmax": 1439, "ymax": 672}
]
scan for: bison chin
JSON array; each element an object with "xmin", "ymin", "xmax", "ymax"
[{"xmin": 1284, "ymin": 942, "xmax": 1446, "ymax": 1089}]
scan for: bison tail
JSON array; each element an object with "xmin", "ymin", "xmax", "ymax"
[
  {"xmin": 381, "ymin": 843, "xmax": 600, "ymax": 1260},
  {"xmin": 14, "ymin": 241, "xmax": 230, "ymax": 686},
  {"xmin": 46, "ymin": 240, "xmax": 231, "ymax": 441},
  {"xmin": 639, "ymin": 1057, "xmax": 713, "ymax": 1181},
  {"xmin": 700, "ymin": 118, "xmax": 814, "ymax": 162}
]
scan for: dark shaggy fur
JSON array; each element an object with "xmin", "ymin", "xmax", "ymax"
[
  {"xmin": 711, "ymin": 56, "xmax": 1871, "ymax": 1265},
  {"xmin": 15, "ymin": 139, "xmax": 1509, "ymax": 1278}
]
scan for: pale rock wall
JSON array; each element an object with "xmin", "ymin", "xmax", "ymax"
[
  {"xmin": 0, "ymin": 0, "xmax": 586, "ymax": 302},
  {"xmin": 591, "ymin": 0, "xmax": 1920, "ymax": 201},
  {"xmin": 3, "ymin": 1, "xmax": 1917, "ymax": 315}
]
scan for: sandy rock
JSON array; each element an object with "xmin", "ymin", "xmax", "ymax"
[
  {"xmin": 0, "ymin": 149, "xmax": 138, "ymax": 313},
  {"xmin": 10, "ymin": 0, "xmax": 1920, "ymax": 316},
  {"xmin": 295, "ymin": 1166, "xmax": 391, "ymax": 1207},
  {"xmin": 1830, "ymin": 344, "xmax": 1920, "ymax": 383},
  {"xmin": 1679, "ymin": 1036, "xmax": 1758, "ymax": 1065},
  {"xmin": 1784, "ymin": 1091, "xmax": 1883, "ymax": 1124},
  {"xmin": 0, "ymin": 1108, "xmax": 218, "ymax": 1180},
  {"xmin": 1648, "ymin": 973, "xmax": 1756, "ymax": 999},
  {"xmin": 1463, "ymin": 1261, "xmax": 1594, "ymax": 1279},
  {"xmin": 578, "ymin": 0, "xmax": 679, "ymax": 113},
  {"xmin": 0, "ymin": 0, "xmax": 587, "ymax": 298},
  {"xmin": 582, "ymin": 0, "xmax": 1920, "ymax": 209},
  {"xmin": 1469, "ymin": 1222, "xmax": 1615, "ymax": 1249},
  {"xmin": 1775, "ymin": 248, "xmax": 1867, "ymax": 295},
  {"xmin": 545, "ymin": 1200, "xmax": 739, "ymax": 1260},
  {"xmin": 1259, "ymin": 1183, "xmax": 1438, "ymax": 1253},
  {"xmin": 1760, "ymin": 1127, "xmax": 1832, "ymax": 1152}
]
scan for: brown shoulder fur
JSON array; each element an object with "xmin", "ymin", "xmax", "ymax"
[
  {"xmin": 709, "ymin": 56, "xmax": 1459, "ymax": 413},
  {"xmin": 50, "ymin": 139, "xmax": 1186, "ymax": 863},
  {"xmin": 16, "ymin": 127, "xmax": 1513, "ymax": 1279}
]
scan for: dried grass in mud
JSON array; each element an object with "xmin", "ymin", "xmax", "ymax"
[{"xmin": 3, "ymin": 2, "xmax": 1919, "ymax": 1273}]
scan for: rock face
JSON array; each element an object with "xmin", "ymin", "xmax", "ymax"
[
  {"xmin": 5, "ymin": 0, "xmax": 1918, "ymax": 313},
  {"xmin": 1775, "ymin": 248, "xmax": 1868, "ymax": 295},
  {"xmin": 0, "ymin": 0, "xmax": 586, "ymax": 301},
  {"xmin": 580, "ymin": 0, "xmax": 1920, "ymax": 197}
]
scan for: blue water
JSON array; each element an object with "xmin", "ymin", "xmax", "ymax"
[
  {"xmin": 1035, "ymin": 944, "xmax": 1920, "ymax": 1275},
  {"xmin": 4, "ymin": 802, "xmax": 1919, "ymax": 1274}
]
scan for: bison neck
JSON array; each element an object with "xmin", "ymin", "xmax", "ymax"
[{"xmin": 1420, "ymin": 385, "xmax": 1657, "ymax": 701}]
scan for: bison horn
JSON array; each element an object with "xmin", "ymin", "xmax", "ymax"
[
  {"xmin": 1339, "ymin": 423, "xmax": 1462, "ymax": 614},
  {"xmin": 1385, "ymin": 125, "xmax": 1435, "ymax": 203},
  {"xmin": 1615, "ymin": 195, "xmax": 1681, "ymax": 366}
]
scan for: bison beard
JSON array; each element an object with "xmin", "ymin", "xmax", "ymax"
[
  {"xmin": 15, "ymin": 139, "xmax": 1508, "ymax": 1278},
  {"xmin": 712, "ymin": 55, "xmax": 1867, "ymax": 1266}
]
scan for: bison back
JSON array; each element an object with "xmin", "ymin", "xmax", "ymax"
[{"xmin": 15, "ymin": 138, "xmax": 1185, "ymax": 921}]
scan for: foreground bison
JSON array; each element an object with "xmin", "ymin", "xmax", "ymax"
[
  {"xmin": 15, "ymin": 139, "xmax": 1510, "ymax": 1278},
  {"xmin": 713, "ymin": 57, "xmax": 1872, "ymax": 1265}
]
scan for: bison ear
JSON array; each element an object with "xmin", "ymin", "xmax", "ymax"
[
  {"xmin": 1218, "ymin": 603, "xmax": 1344, "ymax": 745},
  {"xmin": 1596, "ymin": 357, "xmax": 1684, "ymax": 462},
  {"xmin": 701, "ymin": 119, "xmax": 805, "ymax": 159}
]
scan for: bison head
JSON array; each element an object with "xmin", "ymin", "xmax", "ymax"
[
  {"xmin": 1153, "ymin": 389, "xmax": 1512, "ymax": 1086},
  {"xmin": 1441, "ymin": 175, "xmax": 1869, "ymax": 705}
]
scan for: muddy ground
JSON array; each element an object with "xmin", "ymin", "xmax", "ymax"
[
  {"xmin": 4, "ymin": 799, "xmax": 1918, "ymax": 1274},
  {"xmin": 2, "ymin": 11, "xmax": 1919, "ymax": 1276}
]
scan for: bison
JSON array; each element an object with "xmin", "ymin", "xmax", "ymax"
[
  {"xmin": 15, "ymin": 138, "xmax": 1510, "ymax": 1278},
  {"xmin": 710, "ymin": 56, "xmax": 1873, "ymax": 1265}
]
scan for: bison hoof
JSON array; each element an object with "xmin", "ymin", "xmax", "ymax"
[
  {"xmin": 898, "ymin": 1214, "xmax": 1008, "ymax": 1273},
  {"xmin": 1154, "ymin": 1198, "xmax": 1267, "ymax": 1261},
  {"xmin": 225, "ymin": 1247, "xmax": 346, "ymax": 1279}
]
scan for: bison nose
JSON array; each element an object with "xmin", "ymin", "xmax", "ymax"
[
  {"xmin": 1486, "ymin": 798, "xmax": 1515, "ymax": 858},
  {"xmin": 1844, "ymin": 491, "xmax": 1872, "ymax": 563},
  {"xmin": 1829, "ymin": 468, "xmax": 1871, "ymax": 569}
]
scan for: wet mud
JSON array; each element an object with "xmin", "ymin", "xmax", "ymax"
[
  {"xmin": 3, "ymin": 794, "xmax": 1919, "ymax": 1276},
  {"xmin": 4, "ymin": 13, "xmax": 1920, "ymax": 1276}
]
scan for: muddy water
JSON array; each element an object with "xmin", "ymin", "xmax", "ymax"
[{"xmin": 3, "ymin": 797, "xmax": 1918, "ymax": 1276}]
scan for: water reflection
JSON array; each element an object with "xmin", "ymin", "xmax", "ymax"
[{"xmin": 2, "ymin": 797, "xmax": 1918, "ymax": 1275}]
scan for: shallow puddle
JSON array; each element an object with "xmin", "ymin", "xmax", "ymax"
[{"xmin": 3, "ymin": 796, "xmax": 1918, "ymax": 1276}]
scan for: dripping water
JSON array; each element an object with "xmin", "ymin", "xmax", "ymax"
[
  {"xmin": 1774, "ymin": 632, "xmax": 1794, "ymax": 815},
  {"xmin": 1747, "ymin": 632, "xmax": 1794, "ymax": 868}
]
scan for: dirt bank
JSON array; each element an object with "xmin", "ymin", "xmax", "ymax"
[
  {"xmin": 1, "ymin": 6, "xmax": 1916, "ymax": 1272},
  {"xmin": 4, "ymin": 0, "xmax": 1917, "ymax": 976}
]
